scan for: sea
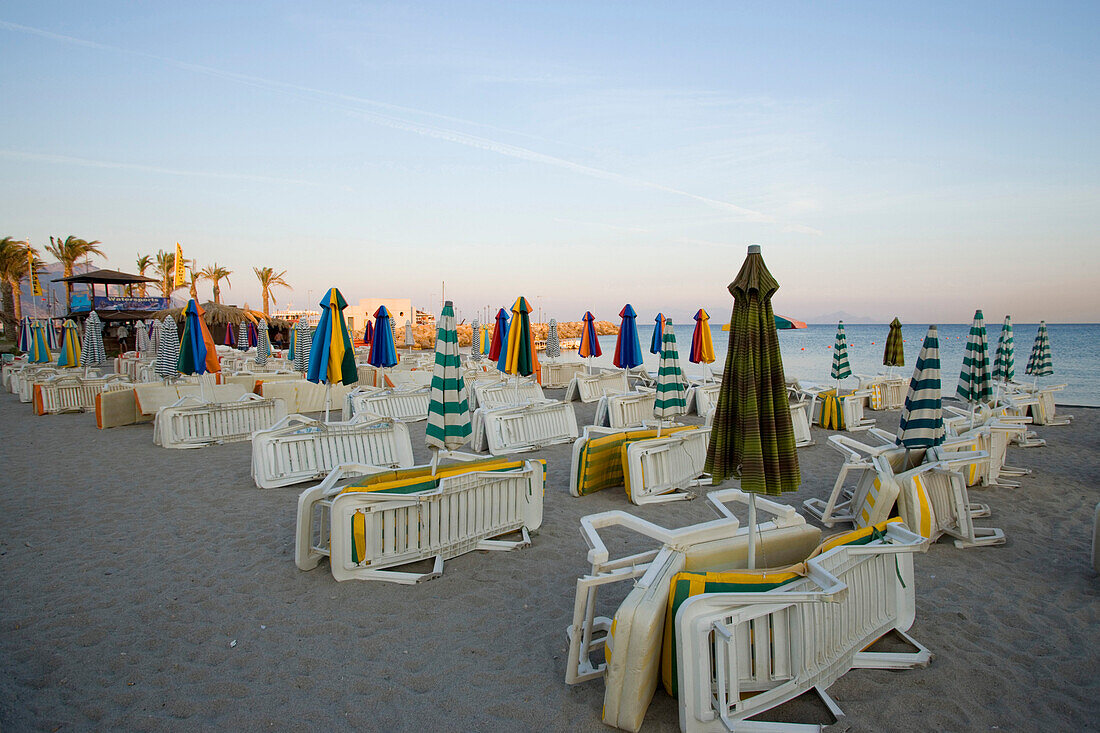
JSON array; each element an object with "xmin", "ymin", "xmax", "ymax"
[{"xmin": 574, "ymin": 323, "xmax": 1099, "ymax": 407}]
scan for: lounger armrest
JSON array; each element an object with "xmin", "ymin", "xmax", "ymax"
[
  {"xmin": 316, "ymin": 462, "xmax": 392, "ymax": 498},
  {"xmin": 706, "ymin": 489, "xmax": 804, "ymax": 529},
  {"xmin": 579, "ymin": 511, "xmax": 686, "ymax": 567},
  {"xmin": 931, "ymin": 449, "xmax": 989, "ymax": 474},
  {"xmin": 828, "ymin": 433, "xmax": 889, "ymax": 462}
]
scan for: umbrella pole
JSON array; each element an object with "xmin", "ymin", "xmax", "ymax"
[
  {"xmin": 431, "ymin": 448, "xmax": 439, "ymax": 477},
  {"xmin": 324, "ymin": 382, "xmax": 331, "ymax": 422},
  {"xmin": 747, "ymin": 493, "xmax": 758, "ymax": 570}
]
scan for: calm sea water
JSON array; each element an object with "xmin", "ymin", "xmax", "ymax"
[{"xmin": 576, "ymin": 323, "xmax": 1099, "ymax": 406}]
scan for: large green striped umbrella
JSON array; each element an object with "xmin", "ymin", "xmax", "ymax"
[
  {"xmin": 831, "ymin": 321, "xmax": 852, "ymax": 383},
  {"xmin": 897, "ymin": 325, "xmax": 944, "ymax": 448},
  {"xmin": 653, "ymin": 318, "xmax": 687, "ymax": 421},
  {"xmin": 883, "ymin": 317, "xmax": 905, "ymax": 368},
  {"xmin": 426, "ymin": 301, "xmax": 471, "ymax": 456},
  {"xmin": 1025, "ymin": 321, "xmax": 1053, "ymax": 378},
  {"xmin": 957, "ymin": 309, "xmax": 992, "ymax": 405},
  {"xmin": 992, "ymin": 315, "xmax": 1014, "ymax": 383},
  {"xmin": 704, "ymin": 245, "xmax": 800, "ymax": 495}
]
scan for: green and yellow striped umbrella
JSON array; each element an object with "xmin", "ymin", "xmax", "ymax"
[
  {"xmin": 957, "ymin": 309, "xmax": 992, "ymax": 405},
  {"xmin": 654, "ymin": 318, "xmax": 687, "ymax": 419},
  {"xmin": 425, "ymin": 301, "xmax": 471, "ymax": 451},
  {"xmin": 1025, "ymin": 321, "xmax": 1053, "ymax": 378},
  {"xmin": 992, "ymin": 315, "xmax": 1014, "ymax": 383},
  {"xmin": 704, "ymin": 245, "xmax": 800, "ymax": 495},
  {"xmin": 883, "ymin": 317, "xmax": 905, "ymax": 368}
]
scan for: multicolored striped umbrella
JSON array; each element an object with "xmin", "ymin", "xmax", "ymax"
[
  {"xmin": 363, "ymin": 320, "xmax": 374, "ymax": 346},
  {"xmin": 992, "ymin": 316, "xmax": 1014, "ymax": 383},
  {"xmin": 28, "ymin": 321, "xmax": 52, "ymax": 363},
  {"xmin": 177, "ymin": 299, "xmax": 220, "ymax": 375},
  {"xmin": 469, "ymin": 318, "xmax": 483, "ymax": 362},
  {"xmin": 57, "ymin": 319, "xmax": 82, "ymax": 367},
  {"xmin": 689, "ymin": 308, "xmax": 715, "ymax": 366},
  {"xmin": 306, "ymin": 288, "xmax": 357, "ymax": 386},
  {"xmin": 44, "ymin": 320, "xmax": 59, "ymax": 351},
  {"xmin": 154, "ymin": 317, "xmax": 179, "ymax": 379},
  {"xmin": 293, "ymin": 317, "xmax": 312, "ymax": 373},
  {"xmin": 957, "ymin": 309, "xmax": 992, "ymax": 405},
  {"xmin": 489, "ymin": 307, "xmax": 510, "ymax": 372},
  {"xmin": 1025, "ymin": 321, "xmax": 1053, "ymax": 378},
  {"xmin": 224, "ymin": 321, "xmax": 236, "ymax": 347},
  {"xmin": 831, "ymin": 321, "xmax": 852, "ymax": 382},
  {"xmin": 883, "ymin": 317, "xmax": 905, "ymax": 368},
  {"xmin": 654, "ymin": 318, "xmax": 687, "ymax": 420},
  {"xmin": 256, "ymin": 320, "xmax": 270, "ymax": 368},
  {"xmin": 897, "ymin": 325, "xmax": 944, "ymax": 448},
  {"xmin": 367, "ymin": 306, "xmax": 397, "ymax": 368},
  {"xmin": 80, "ymin": 312, "xmax": 107, "ymax": 368},
  {"xmin": 612, "ymin": 304, "xmax": 643, "ymax": 370},
  {"xmin": 578, "ymin": 311, "xmax": 601, "ymax": 359},
  {"xmin": 236, "ymin": 321, "xmax": 250, "ymax": 351},
  {"xmin": 248, "ymin": 322, "xmax": 258, "ymax": 348},
  {"xmin": 504, "ymin": 296, "xmax": 537, "ymax": 377},
  {"xmin": 426, "ymin": 300, "xmax": 471, "ymax": 452},
  {"xmin": 545, "ymin": 318, "xmax": 560, "ymax": 359},
  {"xmin": 650, "ymin": 313, "xmax": 664, "ymax": 355},
  {"xmin": 288, "ymin": 324, "xmax": 296, "ymax": 359},
  {"xmin": 17, "ymin": 317, "xmax": 32, "ymax": 352},
  {"xmin": 705, "ymin": 245, "xmax": 800, "ymax": 495}
]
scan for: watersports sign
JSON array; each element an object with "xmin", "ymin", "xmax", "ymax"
[{"xmin": 91, "ymin": 296, "xmax": 170, "ymax": 311}]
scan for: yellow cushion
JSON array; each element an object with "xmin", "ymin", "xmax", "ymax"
[
  {"xmin": 897, "ymin": 473, "xmax": 937, "ymax": 539},
  {"xmin": 573, "ymin": 426, "xmax": 696, "ymax": 496}
]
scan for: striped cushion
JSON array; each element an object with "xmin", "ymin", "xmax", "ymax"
[
  {"xmin": 855, "ymin": 473, "xmax": 900, "ymax": 529},
  {"xmin": 898, "ymin": 473, "xmax": 937, "ymax": 539},
  {"xmin": 339, "ymin": 457, "xmax": 543, "ymax": 496},
  {"xmin": 573, "ymin": 426, "xmax": 696, "ymax": 496},
  {"xmin": 819, "ymin": 390, "xmax": 846, "ymax": 430}
]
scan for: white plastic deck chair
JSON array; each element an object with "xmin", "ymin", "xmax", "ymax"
[
  {"xmin": 857, "ymin": 374, "xmax": 907, "ymax": 411},
  {"xmin": 153, "ymin": 393, "xmax": 287, "ymax": 448},
  {"xmin": 1031, "ymin": 384, "xmax": 1072, "ymax": 426},
  {"xmin": 251, "ymin": 413, "xmax": 415, "ymax": 488},
  {"xmin": 893, "ymin": 458, "xmax": 1006, "ymax": 549},
  {"xmin": 943, "ymin": 418, "xmax": 1031, "ymax": 488},
  {"xmin": 342, "ymin": 385, "xmax": 432, "ymax": 422},
  {"xmin": 470, "ymin": 400, "xmax": 579, "ymax": 455},
  {"xmin": 564, "ymin": 370, "xmax": 630, "ymax": 403},
  {"xmin": 35, "ymin": 373, "xmax": 128, "ymax": 414},
  {"xmin": 295, "ymin": 458, "xmax": 544, "ymax": 583},
  {"xmin": 686, "ymin": 382, "xmax": 720, "ymax": 416},
  {"xmin": 541, "ymin": 361, "xmax": 586, "ymax": 388},
  {"xmin": 474, "ymin": 378, "xmax": 544, "ymax": 409},
  {"xmin": 792, "ymin": 381, "xmax": 874, "ymax": 432},
  {"xmin": 593, "ymin": 390, "xmax": 656, "ymax": 429},
  {"xmin": 622, "ymin": 427, "xmax": 711, "ymax": 504}
]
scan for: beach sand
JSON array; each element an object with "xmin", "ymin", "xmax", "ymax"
[{"xmin": 1, "ymin": 391, "xmax": 1098, "ymax": 731}]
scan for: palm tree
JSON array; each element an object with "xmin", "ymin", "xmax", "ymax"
[
  {"xmin": 0, "ymin": 237, "xmax": 32, "ymax": 335},
  {"xmin": 154, "ymin": 249, "xmax": 185, "ymax": 298},
  {"xmin": 254, "ymin": 267, "xmax": 291, "ymax": 316},
  {"xmin": 199, "ymin": 263, "xmax": 233, "ymax": 305},
  {"xmin": 185, "ymin": 261, "xmax": 204, "ymax": 301},
  {"xmin": 46, "ymin": 236, "xmax": 104, "ymax": 312},
  {"xmin": 135, "ymin": 254, "xmax": 153, "ymax": 297}
]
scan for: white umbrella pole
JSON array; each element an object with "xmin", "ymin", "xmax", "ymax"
[
  {"xmin": 431, "ymin": 448, "xmax": 439, "ymax": 477},
  {"xmin": 324, "ymin": 382, "xmax": 331, "ymax": 422},
  {"xmin": 969, "ymin": 402, "xmax": 975, "ymax": 431},
  {"xmin": 747, "ymin": 493, "xmax": 758, "ymax": 570}
]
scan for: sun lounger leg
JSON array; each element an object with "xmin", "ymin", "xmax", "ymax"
[{"xmin": 852, "ymin": 629, "xmax": 932, "ymax": 670}]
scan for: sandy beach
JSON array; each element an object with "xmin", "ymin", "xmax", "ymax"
[{"xmin": 1, "ymin": 391, "xmax": 1098, "ymax": 732}]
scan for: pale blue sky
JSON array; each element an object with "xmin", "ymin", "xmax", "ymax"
[{"xmin": 2, "ymin": 1, "xmax": 1097, "ymax": 324}]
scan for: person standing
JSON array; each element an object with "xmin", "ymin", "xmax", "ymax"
[{"xmin": 116, "ymin": 322, "xmax": 130, "ymax": 354}]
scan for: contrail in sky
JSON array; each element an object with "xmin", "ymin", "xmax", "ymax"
[{"xmin": 1, "ymin": 19, "xmax": 817, "ymax": 229}]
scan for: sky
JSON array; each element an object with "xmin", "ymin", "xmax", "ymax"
[{"xmin": 1, "ymin": 1, "xmax": 1097, "ymax": 325}]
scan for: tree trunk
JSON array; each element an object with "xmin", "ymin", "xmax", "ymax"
[
  {"xmin": 1, "ymin": 281, "xmax": 15, "ymax": 338},
  {"xmin": 63, "ymin": 262, "xmax": 74, "ymax": 313},
  {"xmin": 213, "ymin": 283, "xmax": 221, "ymax": 305},
  {"xmin": 262, "ymin": 290, "xmax": 269, "ymax": 316},
  {"xmin": 12, "ymin": 281, "xmax": 22, "ymax": 321}
]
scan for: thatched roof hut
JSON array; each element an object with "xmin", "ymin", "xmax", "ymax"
[{"xmin": 151, "ymin": 301, "xmax": 292, "ymax": 329}]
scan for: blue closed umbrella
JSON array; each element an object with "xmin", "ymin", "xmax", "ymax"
[
  {"xmin": 612, "ymin": 304, "xmax": 643, "ymax": 370},
  {"xmin": 650, "ymin": 313, "xmax": 664, "ymax": 355},
  {"xmin": 368, "ymin": 305, "xmax": 398, "ymax": 368},
  {"xmin": 492, "ymin": 308, "xmax": 511, "ymax": 372}
]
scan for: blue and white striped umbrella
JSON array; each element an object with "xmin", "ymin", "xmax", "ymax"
[
  {"xmin": 237, "ymin": 321, "xmax": 250, "ymax": 351},
  {"xmin": 44, "ymin": 319, "xmax": 59, "ymax": 351},
  {"xmin": 545, "ymin": 318, "xmax": 560, "ymax": 359},
  {"xmin": 135, "ymin": 320, "xmax": 151, "ymax": 352},
  {"xmin": 256, "ymin": 320, "xmax": 270, "ymax": 368},
  {"xmin": 79, "ymin": 312, "xmax": 106, "ymax": 368},
  {"xmin": 293, "ymin": 316, "xmax": 312, "ymax": 373},
  {"xmin": 154, "ymin": 317, "xmax": 180, "ymax": 379},
  {"xmin": 17, "ymin": 317, "xmax": 32, "ymax": 352},
  {"xmin": 957, "ymin": 309, "xmax": 992, "ymax": 405},
  {"xmin": 897, "ymin": 325, "xmax": 944, "ymax": 448},
  {"xmin": 469, "ymin": 318, "xmax": 483, "ymax": 362}
]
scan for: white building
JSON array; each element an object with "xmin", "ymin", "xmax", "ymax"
[
  {"xmin": 271, "ymin": 308, "xmax": 321, "ymax": 327},
  {"xmin": 344, "ymin": 298, "xmax": 413, "ymax": 337}
]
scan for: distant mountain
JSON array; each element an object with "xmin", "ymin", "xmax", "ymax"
[{"xmin": 807, "ymin": 310, "xmax": 880, "ymax": 325}]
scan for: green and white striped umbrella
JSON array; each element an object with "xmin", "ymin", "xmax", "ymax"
[
  {"xmin": 897, "ymin": 325, "xmax": 944, "ymax": 448},
  {"xmin": 957, "ymin": 309, "xmax": 992, "ymax": 404},
  {"xmin": 425, "ymin": 301, "xmax": 471, "ymax": 451},
  {"xmin": 883, "ymin": 317, "xmax": 905, "ymax": 368},
  {"xmin": 545, "ymin": 318, "xmax": 560, "ymax": 359},
  {"xmin": 469, "ymin": 318, "xmax": 483, "ymax": 362},
  {"xmin": 654, "ymin": 318, "xmax": 687, "ymax": 419},
  {"xmin": 1025, "ymin": 321, "xmax": 1053, "ymax": 377},
  {"xmin": 992, "ymin": 315, "xmax": 1014, "ymax": 383},
  {"xmin": 831, "ymin": 321, "xmax": 852, "ymax": 380}
]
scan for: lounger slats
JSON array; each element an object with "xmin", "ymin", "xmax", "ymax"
[
  {"xmin": 595, "ymin": 392, "xmax": 655, "ymax": 429},
  {"xmin": 155, "ymin": 397, "xmax": 286, "ymax": 448},
  {"xmin": 472, "ymin": 401, "xmax": 579, "ymax": 455},
  {"xmin": 344, "ymin": 387, "xmax": 432, "ymax": 422},
  {"xmin": 565, "ymin": 372, "xmax": 630, "ymax": 403},
  {"xmin": 623, "ymin": 430, "xmax": 709, "ymax": 503}
]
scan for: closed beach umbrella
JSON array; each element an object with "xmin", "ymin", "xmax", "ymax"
[
  {"xmin": 426, "ymin": 300, "xmax": 472, "ymax": 457},
  {"xmin": 1025, "ymin": 321, "xmax": 1053, "ymax": 380},
  {"xmin": 367, "ymin": 306, "xmax": 397, "ymax": 368},
  {"xmin": 831, "ymin": 321, "xmax": 852, "ymax": 385},
  {"xmin": 256, "ymin": 320, "xmax": 270, "ymax": 368},
  {"xmin": 957, "ymin": 309, "xmax": 992, "ymax": 406},
  {"xmin": 80, "ymin": 312, "xmax": 107, "ymax": 368},
  {"xmin": 224, "ymin": 322, "xmax": 236, "ymax": 347},
  {"xmin": 690, "ymin": 308, "xmax": 716, "ymax": 380},
  {"xmin": 177, "ymin": 299, "xmax": 220, "ymax": 376},
  {"xmin": 150, "ymin": 318, "xmax": 162, "ymax": 352},
  {"xmin": 489, "ymin": 308, "xmax": 510, "ymax": 372},
  {"xmin": 18, "ymin": 317, "xmax": 32, "ymax": 353},
  {"xmin": 650, "ymin": 313, "xmax": 665, "ymax": 355},
  {"xmin": 293, "ymin": 317, "xmax": 312, "ymax": 373},
  {"xmin": 545, "ymin": 318, "xmax": 560, "ymax": 359},
  {"xmin": 992, "ymin": 316, "xmax": 1014, "ymax": 384},
  {"xmin": 287, "ymin": 325, "xmax": 296, "ymax": 359},
  {"xmin": 248, "ymin": 322, "xmax": 258, "ymax": 348},
  {"xmin": 654, "ymin": 318, "xmax": 687, "ymax": 421},
  {"xmin": 29, "ymin": 321, "xmax": 52, "ymax": 363},
  {"xmin": 705, "ymin": 245, "xmax": 800, "ymax": 495},
  {"xmin": 306, "ymin": 288, "xmax": 357, "ymax": 386},
  {"xmin": 612, "ymin": 304, "xmax": 643, "ymax": 370},
  {"xmin": 883, "ymin": 317, "xmax": 905, "ymax": 368},
  {"xmin": 57, "ymin": 319, "xmax": 82, "ymax": 367},
  {"xmin": 896, "ymin": 325, "xmax": 944, "ymax": 448},
  {"xmin": 404, "ymin": 320, "xmax": 414, "ymax": 350},
  {"xmin": 363, "ymin": 320, "xmax": 374, "ymax": 346},
  {"xmin": 154, "ymin": 317, "xmax": 180, "ymax": 380},
  {"xmin": 44, "ymin": 320, "xmax": 59, "ymax": 351},
  {"xmin": 134, "ymin": 320, "xmax": 149, "ymax": 352},
  {"xmin": 469, "ymin": 318, "xmax": 483, "ymax": 362},
  {"xmin": 579, "ymin": 310, "xmax": 602, "ymax": 373},
  {"xmin": 236, "ymin": 321, "xmax": 250, "ymax": 351},
  {"xmin": 504, "ymin": 296, "xmax": 538, "ymax": 377}
]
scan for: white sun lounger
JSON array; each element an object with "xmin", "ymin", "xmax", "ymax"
[
  {"xmin": 471, "ymin": 400, "xmax": 579, "ymax": 455},
  {"xmin": 541, "ymin": 361, "xmax": 587, "ymax": 388},
  {"xmin": 565, "ymin": 370, "xmax": 630, "ymax": 403},
  {"xmin": 251, "ymin": 414, "xmax": 414, "ymax": 488},
  {"xmin": 295, "ymin": 457, "xmax": 544, "ymax": 583},
  {"xmin": 941, "ymin": 418, "xmax": 1032, "ymax": 488},
  {"xmin": 893, "ymin": 460, "xmax": 1006, "ymax": 549},
  {"xmin": 792, "ymin": 382, "xmax": 874, "ymax": 432},
  {"xmin": 34, "ymin": 373, "xmax": 129, "ymax": 414},
  {"xmin": 16, "ymin": 367, "xmax": 62, "ymax": 402},
  {"xmin": 857, "ymin": 374, "xmax": 907, "ymax": 411},
  {"xmin": 686, "ymin": 383, "xmax": 720, "ymax": 415},
  {"xmin": 342, "ymin": 385, "xmax": 432, "ymax": 422},
  {"xmin": 623, "ymin": 428, "xmax": 711, "ymax": 504},
  {"xmin": 1030, "ymin": 384, "xmax": 1072, "ymax": 426},
  {"xmin": 594, "ymin": 390, "xmax": 656, "ymax": 429},
  {"xmin": 474, "ymin": 379, "xmax": 544, "ymax": 409},
  {"xmin": 153, "ymin": 393, "xmax": 287, "ymax": 448}
]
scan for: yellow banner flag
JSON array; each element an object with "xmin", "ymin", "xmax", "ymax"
[
  {"xmin": 28, "ymin": 251, "xmax": 42, "ymax": 297},
  {"xmin": 173, "ymin": 242, "xmax": 186, "ymax": 288}
]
